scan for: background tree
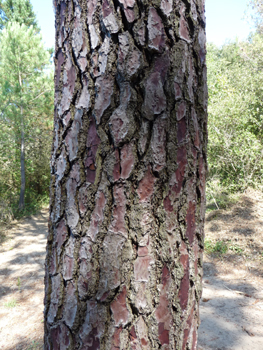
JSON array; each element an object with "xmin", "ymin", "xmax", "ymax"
[
  {"xmin": 0, "ymin": 0, "xmax": 39, "ymax": 30},
  {"xmin": 205, "ymin": 0, "xmax": 263, "ymax": 209},
  {"xmin": 207, "ymin": 38, "xmax": 263, "ymax": 201},
  {"xmin": 44, "ymin": 1, "xmax": 207, "ymax": 349},
  {"xmin": 0, "ymin": 19, "xmax": 53, "ymax": 213},
  {"xmin": 249, "ymin": 0, "xmax": 263, "ymax": 34}
]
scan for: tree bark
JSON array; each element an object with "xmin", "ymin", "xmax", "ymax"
[
  {"xmin": 19, "ymin": 106, "xmax": 25, "ymax": 210},
  {"xmin": 45, "ymin": 1, "xmax": 207, "ymax": 349}
]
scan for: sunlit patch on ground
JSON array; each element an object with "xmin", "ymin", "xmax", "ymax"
[
  {"xmin": 0, "ymin": 209, "xmax": 48, "ymax": 350},
  {"xmin": 198, "ymin": 189, "xmax": 263, "ymax": 349}
]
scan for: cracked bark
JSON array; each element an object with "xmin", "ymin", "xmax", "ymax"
[{"xmin": 44, "ymin": 0, "xmax": 207, "ymax": 349}]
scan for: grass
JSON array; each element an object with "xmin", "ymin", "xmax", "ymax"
[
  {"xmin": 4, "ymin": 299, "xmax": 17, "ymax": 308},
  {"xmin": 0, "ymin": 193, "xmax": 49, "ymax": 226},
  {"xmin": 26, "ymin": 341, "xmax": 41, "ymax": 350},
  {"xmin": 204, "ymin": 239, "xmax": 244, "ymax": 256},
  {"xmin": 205, "ymin": 239, "xmax": 228, "ymax": 255},
  {"xmin": 206, "ymin": 179, "xmax": 241, "ymax": 212},
  {"xmin": 12, "ymin": 194, "xmax": 49, "ymax": 220},
  {"xmin": 229, "ymin": 244, "xmax": 244, "ymax": 254},
  {"xmin": 17, "ymin": 277, "xmax": 21, "ymax": 290}
]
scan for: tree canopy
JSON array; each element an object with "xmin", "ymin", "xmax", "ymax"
[
  {"xmin": 207, "ymin": 31, "xmax": 263, "ymax": 196},
  {"xmin": 0, "ymin": 1, "xmax": 53, "ymax": 219},
  {"xmin": 249, "ymin": 0, "xmax": 263, "ymax": 33},
  {"xmin": 0, "ymin": 0, "xmax": 39, "ymax": 30}
]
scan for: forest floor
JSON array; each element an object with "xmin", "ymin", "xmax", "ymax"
[
  {"xmin": 0, "ymin": 189, "xmax": 262, "ymax": 349},
  {"xmin": 0, "ymin": 209, "xmax": 48, "ymax": 350},
  {"xmin": 198, "ymin": 188, "xmax": 263, "ymax": 350}
]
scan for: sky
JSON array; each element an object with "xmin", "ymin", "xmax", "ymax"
[
  {"xmin": 30, "ymin": 0, "xmax": 55, "ymax": 48},
  {"xmin": 206, "ymin": 0, "xmax": 254, "ymax": 45},
  {"xmin": 30, "ymin": 0, "xmax": 255, "ymax": 49}
]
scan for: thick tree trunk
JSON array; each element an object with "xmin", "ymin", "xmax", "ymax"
[{"xmin": 45, "ymin": 1, "xmax": 207, "ymax": 349}]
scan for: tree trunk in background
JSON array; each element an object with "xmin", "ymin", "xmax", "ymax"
[
  {"xmin": 44, "ymin": 0, "xmax": 207, "ymax": 349},
  {"xmin": 19, "ymin": 107, "xmax": 25, "ymax": 210}
]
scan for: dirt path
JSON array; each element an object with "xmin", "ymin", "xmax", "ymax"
[
  {"xmin": 198, "ymin": 189, "xmax": 263, "ymax": 349},
  {"xmin": 0, "ymin": 190, "xmax": 262, "ymax": 349},
  {"xmin": 0, "ymin": 209, "xmax": 48, "ymax": 350}
]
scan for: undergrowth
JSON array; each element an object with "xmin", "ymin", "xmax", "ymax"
[
  {"xmin": 11, "ymin": 193, "xmax": 49, "ymax": 220},
  {"xmin": 26, "ymin": 341, "xmax": 42, "ymax": 350},
  {"xmin": 206, "ymin": 179, "xmax": 241, "ymax": 212},
  {"xmin": 0, "ymin": 193, "xmax": 49, "ymax": 226},
  {"xmin": 4, "ymin": 299, "xmax": 18, "ymax": 308},
  {"xmin": 204, "ymin": 239, "xmax": 244, "ymax": 256}
]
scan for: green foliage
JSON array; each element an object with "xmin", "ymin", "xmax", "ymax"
[
  {"xmin": 0, "ymin": 20, "xmax": 53, "ymax": 220},
  {"xmin": 204, "ymin": 239, "xmax": 243, "ymax": 256},
  {"xmin": 229, "ymin": 244, "xmax": 244, "ymax": 254},
  {"xmin": 206, "ymin": 180, "xmax": 241, "ymax": 211},
  {"xmin": 204, "ymin": 239, "xmax": 228, "ymax": 255},
  {"xmin": 10, "ymin": 193, "xmax": 50, "ymax": 220},
  {"xmin": 26, "ymin": 341, "xmax": 41, "ymax": 350},
  {"xmin": 249, "ymin": 0, "xmax": 263, "ymax": 34},
  {"xmin": 207, "ymin": 0, "xmax": 263, "ymax": 192},
  {"xmin": 0, "ymin": 0, "xmax": 39, "ymax": 30},
  {"xmin": 4, "ymin": 298, "xmax": 17, "ymax": 308},
  {"xmin": 207, "ymin": 35, "xmax": 263, "ymax": 192},
  {"xmin": 17, "ymin": 276, "xmax": 21, "ymax": 290}
]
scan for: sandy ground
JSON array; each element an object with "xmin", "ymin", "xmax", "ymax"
[
  {"xmin": 198, "ymin": 189, "xmax": 263, "ymax": 349},
  {"xmin": 0, "ymin": 209, "xmax": 48, "ymax": 350},
  {"xmin": 0, "ymin": 189, "xmax": 262, "ymax": 349}
]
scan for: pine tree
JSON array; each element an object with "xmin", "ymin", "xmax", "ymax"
[
  {"xmin": 45, "ymin": 1, "xmax": 207, "ymax": 349},
  {"xmin": 0, "ymin": 0, "xmax": 39, "ymax": 31},
  {"xmin": 0, "ymin": 22, "xmax": 53, "ymax": 210}
]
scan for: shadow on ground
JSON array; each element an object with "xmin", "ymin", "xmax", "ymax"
[
  {"xmin": 4, "ymin": 337, "xmax": 43, "ymax": 350},
  {"xmin": 198, "ymin": 260, "xmax": 263, "ymax": 350},
  {"xmin": 0, "ymin": 210, "xmax": 48, "ymax": 350}
]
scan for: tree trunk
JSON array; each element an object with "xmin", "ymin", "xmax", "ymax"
[
  {"xmin": 19, "ymin": 107, "xmax": 25, "ymax": 210},
  {"xmin": 45, "ymin": 1, "xmax": 207, "ymax": 349}
]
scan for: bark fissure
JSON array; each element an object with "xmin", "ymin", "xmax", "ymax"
[{"xmin": 45, "ymin": 0, "xmax": 207, "ymax": 349}]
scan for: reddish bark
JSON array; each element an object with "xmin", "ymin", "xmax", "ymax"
[
  {"xmin": 138, "ymin": 167, "xmax": 156, "ymax": 203},
  {"xmin": 46, "ymin": 0, "xmax": 207, "ymax": 349},
  {"xmin": 156, "ymin": 266, "xmax": 172, "ymax": 345},
  {"xmin": 110, "ymin": 286, "xmax": 129, "ymax": 327}
]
